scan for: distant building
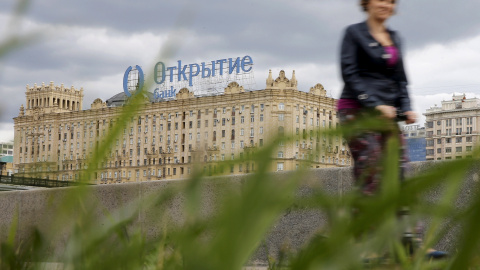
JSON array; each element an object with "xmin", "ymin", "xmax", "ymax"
[
  {"xmin": 424, "ymin": 94, "xmax": 480, "ymax": 161},
  {"xmin": 0, "ymin": 142, "xmax": 13, "ymax": 157},
  {"xmin": 402, "ymin": 124, "xmax": 426, "ymax": 162},
  {"xmin": 0, "ymin": 156, "xmax": 13, "ymax": 176},
  {"xmin": 13, "ymin": 72, "xmax": 350, "ymax": 183}
]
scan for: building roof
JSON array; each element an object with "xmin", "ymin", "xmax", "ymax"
[
  {"xmin": 0, "ymin": 156, "xmax": 13, "ymax": 163},
  {"xmin": 106, "ymin": 91, "xmax": 155, "ymax": 107}
]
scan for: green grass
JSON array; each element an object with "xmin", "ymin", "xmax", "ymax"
[{"xmin": 2, "ymin": 1, "xmax": 480, "ymax": 269}]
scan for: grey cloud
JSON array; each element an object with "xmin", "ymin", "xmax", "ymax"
[{"xmin": 1, "ymin": 0, "xmax": 480, "ymax": 140}]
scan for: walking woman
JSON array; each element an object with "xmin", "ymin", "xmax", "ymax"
[
  {"xmin": 337, "ymin": 0, "xmax": 415, "ymax": 196},
  {"xmin": 337, "ymin": 0, "xmax": 447, "ymax": 259}
]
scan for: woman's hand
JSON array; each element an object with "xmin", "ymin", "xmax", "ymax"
[
  {"xmin": 375, "ymin": 105, "xmax": 396, "ymax": 119},
  {"xmin": 404, "ymin": 111, "xmax": 417, "ymax": 124}
]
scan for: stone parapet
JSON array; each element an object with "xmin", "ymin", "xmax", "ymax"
[{"xmin": 0, "ymin": 161, "xmax": 477, "ymax": 262}]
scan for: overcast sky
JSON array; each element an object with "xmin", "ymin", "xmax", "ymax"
[{"xmin": 1, "ymin": 0, "xmax": 480, "ymax": 142}]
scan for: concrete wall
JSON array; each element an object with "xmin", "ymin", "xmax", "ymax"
[{"xmin": 0, "ymin": 161, "xmax": 477, "ymax": 263}]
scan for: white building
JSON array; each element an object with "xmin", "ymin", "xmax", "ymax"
[{"xmin": 424, "ymin": 94, "xmax": 480, "ymax": 161}]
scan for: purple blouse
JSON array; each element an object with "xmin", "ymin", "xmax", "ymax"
[{"xmin": 384, "ymin": 45, "xmax": 399, "ymax": 67}]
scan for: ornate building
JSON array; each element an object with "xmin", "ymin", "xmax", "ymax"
[
  {"xmin": 13, "ymin": 71, "xmax": 350, "ymax": 183},
  {"xmin": 424, "ymin": 94, "xmax": 480, "ymax": 161}
]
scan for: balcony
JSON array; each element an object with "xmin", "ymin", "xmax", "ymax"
[
  {"xmin": 207, "ymin": 146, "xmax": 219, "ymax": 152},
  {"xmin": 146, "ymin": 151, "xmax": 159, "ymax": 157}
]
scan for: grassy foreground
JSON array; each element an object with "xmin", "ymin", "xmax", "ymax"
[{"xmin": 2, "ymin": 1, "xmax": 480, "ymax": 269}]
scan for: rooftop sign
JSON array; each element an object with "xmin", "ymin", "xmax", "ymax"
[{"xmin": 123, "ymin": 55, "xmax": 254, "ymax": 100}]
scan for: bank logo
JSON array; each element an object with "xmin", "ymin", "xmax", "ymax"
[{"xmin": 123, "ymin": 65, "xmax": 144, "ymax": 97}]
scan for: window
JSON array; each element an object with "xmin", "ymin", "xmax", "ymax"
[
  {"xmin": 250, "ymin": 128, "xmax": 254, "ymax": 137},
  {"xmin": 278, "ymin": 103, "xmax": 284, "ymax": 110},
  {"xmin": 467, "ymin": 146, "xmax": 473, "ymax": 152},
  {"xmin": 445, "ymin": 147, "xmax": 452, "ymax": 153},
  {"xmin": 260, "ymin": 127, "xmax": 264, "ymax": 134},
  {"xmin": 466, "ymin": 136, "xmax": 473, "ymax": 142},
  {"xmin": 446, "ymin": 119, "xmax": 452, "ymax": 127},
  {"xmin": 278, "ymin": 151, "xmax": 284, "ymax": 158},
  {"xmin": 437, "ymin": 148, "xmax": 442, "ymax": 154},
  {"xmin": 467, "ymin": 117, "xmax": 473, "ymax": 125},
  {"xmin": 277, "ymin": 162, "xmax": 284, "ymax": 171},
  {"xmin": 456, "ymin": 137, "xmax": 463, "ymax": 143},
  {"xmin": 446, "ymin": 138, "xmax": 452, "ymax": 143},
  {"xmin": 456, "ymin": 147, "xmax": 462, "ymax": 153},
  {"xmin": 279, "ymin": 114, "xmax": 284, "ymax": 121}
]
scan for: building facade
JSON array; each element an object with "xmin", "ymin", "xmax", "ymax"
[
  {"xmin": 13, "ymin": 71, "xmax": 350, "ymax": 183},
  {"xmin": 424, "ymin": 94, "xmax": 480, "ymax": 161},
  {"xmin": 0, "ymin": 156, "xmax": 13, "ymax": 176},
  {"xmin": 0, "ymin": 142, "xmax": 13, "ymax": 157},
  {"xmin": 402, "ymin": 124, "xmax": 426, "ymax": 162}
]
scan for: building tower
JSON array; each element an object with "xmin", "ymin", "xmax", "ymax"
[{"xmin": 25, "ymin": 81, "xmax": 84, "ymax": 116}]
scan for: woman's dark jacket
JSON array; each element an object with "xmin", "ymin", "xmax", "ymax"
[{"xmin": 339, "ymin": 21, "xmax": 412, "ymax": 112}]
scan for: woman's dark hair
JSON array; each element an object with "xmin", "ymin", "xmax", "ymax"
[
  {"xmin": 360, "ymin": 0, "xmax": 369, "ymax": 11},
  {"xmin": 360, "ymin": 0, "xmax": 396, "ymax": 12}
]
